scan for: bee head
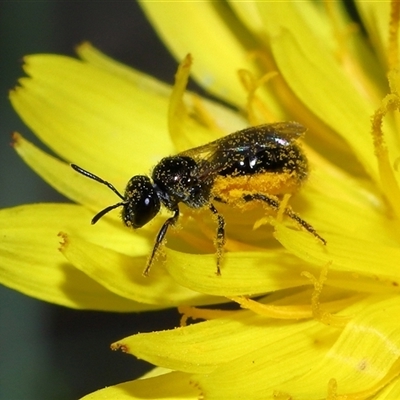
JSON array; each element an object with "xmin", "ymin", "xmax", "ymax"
[
  {"xmin": 70, "ymin": 164, "xmax": 160, "ymax": 229},
  {"xmin": 121, "ymin": 176, "xmax": 160, "ymax": 228}
]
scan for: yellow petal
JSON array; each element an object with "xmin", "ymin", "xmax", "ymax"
[
  {"xmin": 192, "ymin": 321, "xmax": 331, "ymax": 399},
  {"xmin": 14, "ymin": 133, "xmax": 129, "ymax": 221},
  {"xmin": 78, "ymin": 43, "xmax": 248, "ymax": 144},
  {"xmin": 355, "ymin": 1, "xmax": 391, "ymax": 66},
  {"xmin": 377, "ymin": 377, "xmax": 400, "ymax": 400},
  {"xmin": 139, "ymin": 1, "xmax": 253, "ymax": 106},
  {"xmin": 139, "ymin": 1, "xmax": 283, "ymax": 116},
  {"xmin": 14, "ymin": 132, "xmax": 158, "ymax": 259},
  {"xmin": 80, "ymin": 371, "xmax": 198, "ymax": 400},
  {"xmin": 300, "ymin": 188, "xmax": 397, "ymax": 248},
  {"xmin": 0, "ymin": 204, "xmax": 150, "ymax": 311},
  {"xmin": 76, "ymin": 42, "xmax": 172, "ymax": 98},
  {"xmin": 165, "ymin": 247, "xmax": 311, "ymax": 296},
  {"xmin": 275, "ymin": 224, "xmax": 400, "ymax": 293},
  {"xmin": 10, "ymin": 54, "xmax": 173, "ymax": 179},
  {"xmin": 167, "ymin": 53, "xmax": 220, "ymax": 152},
  {"xmin": 295, "ymin": 295, "xmax": 400, "ymax": 398},
  {"xmin": 194, "ymin": 296, "xmax": 400, "ymax": 399},
  {"xmin": 269, "ymin": 28, "xmax": 377, "ymax": 180},
  {"xmin": 60, "ymin": 233, "xmax": 220, "ymax": 307},
  {"xmin": 111, "ymin": 308, "xmax": 329, "ymax": 375},
  {"xmin": 306, "ymin": 153, "xmax": 383, "ymax": 208},
  {"xmin": 238, "ymin": 1, "xmax": 335, "ymax": 52}
]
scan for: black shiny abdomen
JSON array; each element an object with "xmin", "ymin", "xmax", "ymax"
[{"xmin": 218, "ymin": 142, "xmax": 307, "ymax": 179}]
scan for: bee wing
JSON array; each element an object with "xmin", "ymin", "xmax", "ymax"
[
  {"xmin": 179, "ymin": 122, "xmax": 306, "ymax": 178},
  {"xmin": 257, "ymin": 121, "xmax": 307, "ymax": 140}
]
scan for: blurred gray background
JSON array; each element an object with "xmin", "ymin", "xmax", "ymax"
[{"xmin": 0, "ymin": 3, "xmax": 183, "ymax": 399}]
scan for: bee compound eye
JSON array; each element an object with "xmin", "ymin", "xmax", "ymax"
[{"xmin": 122, "ymin": 176, "xmax": 160, "ymax": 228}]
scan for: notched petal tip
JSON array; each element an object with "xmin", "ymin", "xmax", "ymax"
[
  {"xmin": 181, "ymin": 53, "xmax": 193, "ymax": 69},
  {"xmin": 10, "ymin": 132, "xmax": 21, "ymax": 148},
  {"xmin": 111, "ymin": 341, "xmax": 129, "ymax": 353},
  {"xmin": 74, "ymin": 40, "xmax": 91, "ymax": 53},
  {"xmin": 58, "ymin": 231, "xmax": 69, "ymax": 252},
  {"xmin": 8, "ymin": 86, "xmax": 19, "ymax": 97},
  {"xmin": 12, "ymin": 77, "xmax": 30, "ymax": 91},
  {"xmin": 20, "ymin": 55, "xmax": 38, "ymax": 73}
]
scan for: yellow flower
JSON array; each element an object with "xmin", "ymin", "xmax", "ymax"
[{"xmin": 2, "ymin": 1, "xmax": 400, "ymax": 399}]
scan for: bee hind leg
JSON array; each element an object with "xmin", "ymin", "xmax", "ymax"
[
  {"xmin": 242, "ymin": 193, "xmax": 326, "ymax": 245},
  {"xmin": 209, "ymin": 203, "xmax": 225, "ymax": 275}
]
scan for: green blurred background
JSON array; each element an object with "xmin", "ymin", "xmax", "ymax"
[{"xmin": 0, "ymin": 3, "xmax": 182, "ymax": 399}]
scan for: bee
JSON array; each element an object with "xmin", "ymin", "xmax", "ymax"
[{"xmin": 71, "ymin": 122, "xmax": 325, "ymax": 276}]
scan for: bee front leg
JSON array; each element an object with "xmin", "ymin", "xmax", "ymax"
[
  {"xmin": 143, "ymin": 208, "xmax": 180, "ymax": 276},
  {"xmin": 209, "ymin": 203, "xmax": 225, "ymax": 275}
]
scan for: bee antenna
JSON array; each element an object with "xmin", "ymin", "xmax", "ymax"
[
  {"xmin": 70, "ymin": 164, "xmax": 125, "ymax": 201},
  {"xmin": 91, "ymin": 202, "xmax": 126, "ymax": 224}
]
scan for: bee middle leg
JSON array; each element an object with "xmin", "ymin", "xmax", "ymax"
[
  {"xmin": 242, "ymin": 193, "xmax": 326, "ymax": 245},
  {"xmin": 209, "ymin": 203, "xmax": 225, "ymax": 275}
]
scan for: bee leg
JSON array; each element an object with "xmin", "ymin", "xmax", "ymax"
[
  {"xmin": 143, "ymin": 208, "xmax": 180, "ymax": 276},
  {"xmin": 242, "ymin": 194, "xmax": 326, "ymax": 245},
  {"xmin": 283, "ymin": 207, "xmax": 326, "ymax": 245},
  {"xmin": 209, "ymin": 203, "xmax": 225, "ymax": 275}
]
